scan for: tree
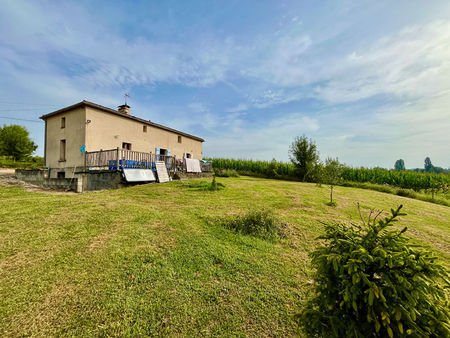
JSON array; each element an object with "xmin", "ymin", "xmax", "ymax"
[
  {"xmin": 300, "ymin": 205, "xmax": 450, "ymax": 337},
  {"xmin": 0, "ymin": 125, "xmax": 37, "ymax": 161},
  {"xmin": 289, "ymin": 135, "xmax": 319, "ymax": 181},
  {"xmin": 424, "ymin": 157, "xmax": 434, "ymax": 173},
  {"xmin": 394, "ymin": 159, "xmax": 405, "ymax": 171},
  {"xmin": 322, "ymin": 157, "xmax": 344, "ymax": 205}
]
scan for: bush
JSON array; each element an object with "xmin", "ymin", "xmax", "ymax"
[
  {"xmin": 300, "ymin": 205, "xmax": 449, "ymax": 337},
  {"xmin": 396, "ymin": 189, "xmax": 417, "ymax": 199},
  {"xmin": 218, "ymin": 209, "xmax": 287, "ymax": 241},
  {"xmin": 214, "ymin": 168, "xmax": 240, "ymax": 177},
  {"xmin": 180, "ymin": 177, "xmax": 225, "ymax": 191},
  {"xmin": 208, "ymin": 176, "xmax": 225, "ymax": 191},
  {"xmin": 0, "ymin": 155, "xmax": 44, "ymax": 168}
]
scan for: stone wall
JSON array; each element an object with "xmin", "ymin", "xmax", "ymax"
[
  {"xmin": 79, "ymin": 170, "xmax": 125, "ymax": 191},
  {"xmin": 16, "ymin": 168, "xmax": 209, "ymax": 192},
  {"xmin": 15, "ymin": 169, "xmax": 78, "ymax": 191}
]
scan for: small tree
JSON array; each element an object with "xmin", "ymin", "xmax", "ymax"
[
  {"xmin": 289, "ymin": 135, "xmax": 319, "ymax": 181},
  {"xmin": 424, "ymin": 157, "xmax": 434, "ymax": 173},
  {"xmin": 322, "ymin": 157, "xmax": 344, "ymax": 205},
  {"xmin": 265, "ymin": 158, "xmax": 280, "ymax": 178},
  {"xmin": 0, "ymin": 125, "xmax": 37, "ymax": 161},
  {"xmin": 310, "ymin": 162, "xmax": 324, "ymax": 186},
  {"xmin": 428, "ymin": 176, "xmax": 443, "ymax": 200},
  {"xmin": 300, "ymin": 205, "xmax": 450, "ymax": 337},
  {"xmin": 394, "ymin": 159, "xmax": 405, "ymax": 171}
]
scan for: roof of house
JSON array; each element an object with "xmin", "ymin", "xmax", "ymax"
[{"xmin": 40, "ymin": 100, "xmax": 204, "ymax": 142}]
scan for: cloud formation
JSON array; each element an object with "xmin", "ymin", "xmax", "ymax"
[{"xmin": 0, "ymin": 1, "xmax": 449, "ymax": 168}]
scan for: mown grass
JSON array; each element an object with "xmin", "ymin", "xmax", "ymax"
[{"xmin": 1, "ymin": 176, "xmax": 449, "ymax": 336}]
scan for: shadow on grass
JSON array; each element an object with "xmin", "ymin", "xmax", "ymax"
[{"xmin": 179, "ymin": 179, "xmax": 225, "ymax": 191}]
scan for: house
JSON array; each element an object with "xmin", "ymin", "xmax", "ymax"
[{"xmin": 40, "ymin": 100, "xmax": 204, "ymax": 178}]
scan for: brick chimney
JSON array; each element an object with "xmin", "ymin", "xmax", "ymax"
[{"xmin": 118, "ymin": 104, "xmax": 130, "ymax": 115}]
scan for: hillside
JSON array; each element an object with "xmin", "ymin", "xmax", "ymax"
[{"xmin": 1, "ymin": 177, "xmax": 449, "ymax": 336}]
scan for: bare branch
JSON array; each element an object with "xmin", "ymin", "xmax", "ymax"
[
  {"xmin": 357, "ymin": 202, "xmax": 366, "ymax": 226},
  {"xmin": 373, "ymin": 210, "xmax": 383, "ymax": 224}
]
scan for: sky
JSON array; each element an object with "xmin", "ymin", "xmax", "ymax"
[{"xmin": 0, "ymin": 0, "xmax": 449, "ymax": 169}]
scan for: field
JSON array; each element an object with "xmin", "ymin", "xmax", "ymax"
[
  {"xmin": 0, "ymin": 156, "xmax": 44, "ymax": 169},
  {"xmin": 1, "ymin": 176, "xmax": 449, "ymax": 336},
  {"xmin": 210, "ymin": 158, "xmax": 450, "ymax": 206}
]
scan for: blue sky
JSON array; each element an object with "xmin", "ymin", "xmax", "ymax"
[{"xmin": 1, "ymin": 0, "xmax": 449, "ymax": 168}]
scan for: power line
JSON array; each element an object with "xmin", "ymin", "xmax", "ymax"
[
  {"xmin": 0, "ymin": 101, "xmax": 60, "ymax": 107},
  {"xmin": 0, "ymin": 108, "xmax": 49, "ymax": 111},
  {"xmin": 0, "ymin": 116, "xmax": 42, "ymax": 123}
]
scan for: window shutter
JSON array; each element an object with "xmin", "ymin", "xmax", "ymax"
[
  {"xmin": 167, "ymin": 150, "xmax": 171, "ymax": 156},
  {"xmin": 155, "ymin": 148, "xmax": 160, "ymax": 155}
]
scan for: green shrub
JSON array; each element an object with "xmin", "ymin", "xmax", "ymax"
[
  {"xmin": 0, "ymin": 155, "xmax": 44, "ymax": 168},
  {"xmin": 218, "ymin": 209, "xmax": 287, "ymax": 241},
  {"xmin": 214, "ymin": 168, "xmax": 240, "ymax": 177},
  {"xmin": 396, "ymin": 189, "xmax": 417, "ymax": 199},
  {"xmin": 300, "ymin": 205, "xmax": 450, "ymax": 337},
  {"xmin": 208, "ymin": 176, "xmax": 225, "ymax": 191}
]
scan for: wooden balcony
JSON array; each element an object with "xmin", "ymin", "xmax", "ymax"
[{"xmin": 84, "ymin": 148, "xmax": 212, "ymax": 173}]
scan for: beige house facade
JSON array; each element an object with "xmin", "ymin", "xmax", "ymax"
[{"xmin": 40, "ymin": 101, "xmax": 204, "ymax": 178}]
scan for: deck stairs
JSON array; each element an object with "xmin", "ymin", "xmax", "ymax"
[{"xmin": 155, "ymin": 161, "xmax": 170, "ymax": 183}]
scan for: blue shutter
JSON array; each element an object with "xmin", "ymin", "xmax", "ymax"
[
  {"xmin": 167, "ymin": 150, "xmax": 171, "ymax": 156},
  {"xmin": 155, "ymin": 148, "xmax": 160, "ymax": 155}
]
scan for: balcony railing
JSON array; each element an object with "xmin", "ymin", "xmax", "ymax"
[{"xmin": 85, "ymin": 148, "xmax": 176, "ymax": 172}]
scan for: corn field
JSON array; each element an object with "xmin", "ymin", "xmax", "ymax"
[
  {"xmin": 210, "ymin": 158, "xmax": 296, "ymax": 178},
  {"xmin": 209, "ymin": 158, "xmax": 450, "ymax": 193}
]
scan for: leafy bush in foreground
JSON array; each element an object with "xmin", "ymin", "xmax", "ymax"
[
  {"xmin": 300, "ymin": 205, "xmax": 449, "ymax": 337},
  {"xmin": 218, "ymin": 209, "xmax": 287, "ymax": 241}
]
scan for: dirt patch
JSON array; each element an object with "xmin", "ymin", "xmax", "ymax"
[
  {"xmin": 86, "ymin": 226, "xmax": 121, "ymax": 252},
  {"xmin": 0, "ymin": 168, "xmax": 15, "ymax": 176}
]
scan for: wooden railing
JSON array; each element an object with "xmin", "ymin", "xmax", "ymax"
[
  {"xmin": 85, "ymin": 148, "xmax": 212, "ymax": 173},
  {"xmin": 201, "ymin": 162, "xmax": 213, "ymax": 172},
  {"xmin": 85, "ymin": 148, "xmax": 176, "ymax": 172}
]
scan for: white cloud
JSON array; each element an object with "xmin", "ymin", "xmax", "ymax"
[
  {"xmin": 315, "ymin": 20, "xmax": 450, "ymax": 103},
  {"xmin": 204, "ymin": 113, "xmax": 319, "ymax": 160},
  {"xmin": 0, "ymin": 2, "xmax": 242, "ymax": 90}
]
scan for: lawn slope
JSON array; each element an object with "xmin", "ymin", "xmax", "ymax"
[{"xmin": 1, "ymin": 177, "xmax": 449, "ymax": 336}]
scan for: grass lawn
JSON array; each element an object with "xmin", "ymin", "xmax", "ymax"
[
  {"xmin": 1, "ymin": 176, "xmax": 449, "ymax": 336},
  {"xmin": 0, "ymin": 156, "xmax": 44, "ymax": 169}
]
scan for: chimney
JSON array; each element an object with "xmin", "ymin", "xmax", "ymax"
[{"xmin": 118, "ymin": 104, "xmax": 130, "ymax": 115}]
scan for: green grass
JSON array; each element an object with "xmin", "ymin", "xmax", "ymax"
[
  {"xmin": 1, "ymin": 177, "xmax": 449, "ymax": 336},
  {"xmin": 0, "ymin": 156, "xmax": 44, "ymax": 168}
]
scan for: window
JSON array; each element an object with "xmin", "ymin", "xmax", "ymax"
[
  {"xmin": 61, "ymin": 117, "xmax": 66, "ymax": 128},
  {"xmin": 186, "ymin": 153, "xmax": 191, "ymax": 159},
  {"xmin": 122, "ymin": 142, "xmax": 132, "ymax": 150},
  {"xmin": 60, "ymin": 139, "xmax": 66, "ymax": 161},
  {"xmin": 143, "ymin": 125, "xmax": 147, "ymax": 133},
  {"xmin": 178, "ymin": 135, "xmax": 182, "ymax": 143},
  {"xmin": 57, "ymin": 171, "xmax": 65, "ymax": 178}
]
